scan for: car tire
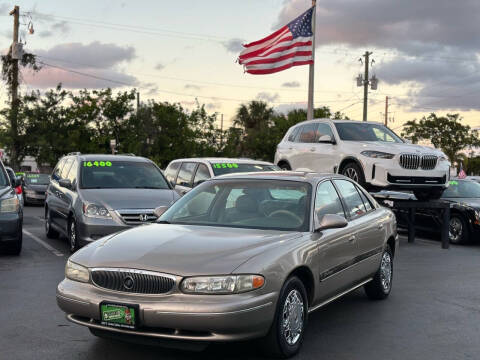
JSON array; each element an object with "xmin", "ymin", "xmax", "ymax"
[
  {"xmin": 278, "ymin": 162, "xmax": 291, "ymax": 171},
  {"xmin": 341, "ymin": 162, "xmax": 367, "ymax": 188},
  {"xmin": 449, "ymin": 214, "xmax": 468, "ymax": 245},
  {"xmin": 263, "ymin": 276, "xmax": 308, "ymax": 358},
  {"xmin": 68, "ymin": 218, "xmax": 79, "ymax": 253},
  {"xmin": 364, "ymin": 244, "xmax": 393, "ymax": 300},
  {"xmin": 413, "ymin": 188, "xmax": 444, "ymax": 201},
  {"xmin": 45, "ymin": 209, "xmax": 59, "ymax": 239}
]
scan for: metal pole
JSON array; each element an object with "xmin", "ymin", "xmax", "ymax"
[
  {"xmin": 220, "ymin": 113, "xmax": 224, "ymax": 147},
  {"xmin": 384, "ymin": 96, "xmax": 388, "ymax": 126},
  {"xmin": 362, "ymin": 51, "xmax": 372, "ymax": 122},
  {"xmin": 306, "ymin": 1, "xmax": 316, "ymax": 120},
  {"xmin": 10, "ymin": 6, "xmax": 19, "ymax": 170}
]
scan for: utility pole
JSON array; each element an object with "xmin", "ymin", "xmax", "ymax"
[
  {"xmin": 384, "ymin": 96, "xmax": 388, "ymax": 126},
  {"xmin": 9, "ymin": 5, "xmax": 20, "ymax": 169},
  {"xmin": 136, "ymin": 91, "xmax": 140, "ymax": 113},
  {"xmin": 362, "ymin": 51, "xmax": 372, "ymax": 122},
  {"xmin": 220, "ymin": 113, "xmax": 224, "ymax": 147},
  {"xmin": 306, "ymin": 0, "xmax": 316, "ymax": 120}
]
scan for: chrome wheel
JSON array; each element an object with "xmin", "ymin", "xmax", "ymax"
[
  {"xmin": 282, "ymin": 289, "xmax": 304, "ymax": 346},
  {"xmin": 344, "ymin": 167, "xmax": 359, "ymax": 182},
  {"xmin": 449, "ymin": 217, "xmax": 463, "ymax": 243},
  {"xmin": 69, "ymin": 221, "xmax": 77, "ymax": 252},
  {"xmin": 380, "ymin": 251, "xmax": 392, "ymax": 292}
]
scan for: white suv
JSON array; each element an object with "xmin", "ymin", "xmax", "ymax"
[{"xmin": 274, "ymin": 119, "xmax": 450, "ymax": 200}]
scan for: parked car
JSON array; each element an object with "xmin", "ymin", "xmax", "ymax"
[
  {"xmin": 57, "ymin": 171, "xmax": 397, "ymax": 358},
  {"xmin": 164, "ymin": 157, "xmax": 280, "ymax": 195},
  {"xmin": 5, "ymin": 167, "xmax": 24, "ymax": 208},
  {"xmin": 467, "ymin": 176, "xmax": 480, "ymax": 184},
  {"xmin": 378, "ymin": 179, "xmax": 480, "ymax": 244},
  {"xmin": 45, "ymin": 153, "xmax": 180, "ymax": 252},
  {"xmin": 0, "ymin": 161, "xmax": 23, "ymax": 255},
  {"xmin": 275, "ymin": 119, "xmax": 451, "ymax": 200},
  {"xmin": 22, "ymin": 173, "xmax": 50, "ymax": 205}
]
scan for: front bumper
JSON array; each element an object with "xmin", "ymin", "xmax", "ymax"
[
  {"xmin": 57, "ymin": 278, "xmax": 276, "ymax": 342},
  {"xmin": 76, "ymin": 215, "xmax": 130, "ymax": 245},
  {"xmin": 0, "ymin": 212, "xmax": 22, "ymax": 243}
]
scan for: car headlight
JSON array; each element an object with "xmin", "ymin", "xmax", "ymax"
[
  {"xmin": 438, "ymin": 155, "xmax": 449, "ymax": 162},
  {"xmin": 65, "ymin": 260, "xmax": 90, "ymax": 283},
  {"xmin": 83, "ymin": 203, "xmax": 111, "ymax": 218},
  {"xmin": 360, "ymin": 151, "xmax": 395, "ymax": 159},
  {"xmin": 181, "ymin": 274, "xmax": 265, "ymax": 294},
  {"xmin": 0, "ymin": 196, "xmax": 19, "ymax": 213}
]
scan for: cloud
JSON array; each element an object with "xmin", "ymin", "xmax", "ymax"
[
  {"xmin": 38, "ymin": 30, "xmax": 53, "ymax": 38},
  {"xmin": 185, "ymin": 84, "xmax": 202, "ymax": 91},
  {"xmin": 23, "ymin": 42, "xmax": 137, "ymax": 89},
  {"xmin": 206, "ymin": 102, "xmax": 222, "ymax": 110},
  {"xmin": 0, "ymin": 3, "xmax": 9, "ymax": 13},
  {"xmin": 154, "ymin": 63, "xmax": 165, "ymax": 71},
  {"xmin": 51, "ymin": 21, "xmax": 71, "ymax": 34},
  {"xmin": 257, "ymin": 92, "xmax": 279, "ymax": 102},
  {"xmin": 274, "ymin": 102, "xmax": 307, "ymax": 114},
  {"xmin": 282, "ymin": 81, "xmax": 301, "ymax": 88},
  {"xmin": 222, "ymin": 38, "xmax": 245, "ymax": 53}
]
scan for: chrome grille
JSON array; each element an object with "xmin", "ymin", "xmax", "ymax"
[
  {"xmin": 399, "ymin": 154, "xmax": 420, "ymax": 169},
  {"xmin": 421, "ymin": 155, "xmax": 438, "ymax": 170},
  {"xmin": 91, "ymin": 268, "xmax": 175, "ymax": 294},
  {"xmin": 116, "ymin": 209, "xmax": 157, "ymax": 225}
]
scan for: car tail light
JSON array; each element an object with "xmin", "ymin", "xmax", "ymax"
[{"xmin": 15, "ymin": 186, "xmax": 22, "ymax": 195}]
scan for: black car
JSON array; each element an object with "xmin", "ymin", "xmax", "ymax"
[
  {"xmin": 387, "ymin": 179, "xmax": 480, "ymax": 244},
  {"xmin": 22, "ymin": 173, "xmax": 50, "ymax": 205},
  {"xmin": 0, "ymin": 160, "xmax": 23, "ymax": 255}
]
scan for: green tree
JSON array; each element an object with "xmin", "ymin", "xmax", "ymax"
[{"xmin": 401, "ymin": 113, "xmax": 480, "ymax": 162}]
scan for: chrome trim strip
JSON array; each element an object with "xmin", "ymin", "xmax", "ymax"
[
  {"xmin": 308, "ymin": 278, "xmax": 373, "ymax": 314},
  {"xmin": 90, "ymin": 267, "xmax": 177, "ymax": 281},
  {"xmin": 57, "ymin": 294, "xmax": 90, "ymax": 306},
  {"xmin": 153, "ymin": 302, "xmax": 273, "ymax": 316}
]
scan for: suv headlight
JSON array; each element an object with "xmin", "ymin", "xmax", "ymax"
[
  {"xmin": 0, "ymin": 196, "xmax": 19, "ymax": 213},
  {"xmin": 360, "ymin": 151, "xmax": 395, "ymax": 159},
  {"xmin": 83, "ymin": 203, "xmax": 111, "ymax": 218},
  {"xmin": 65, "ymin": 260, "xmax": 90, "ymax": 283},
  {"xmin": 181, "ymin": 274, "xmax": 265, "ymax": 294}
]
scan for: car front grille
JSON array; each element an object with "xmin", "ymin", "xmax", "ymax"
[
  {"xmin": 116, "ymin": 209, "xmax": 157, "ymax": 225},
  {"xmin": 399, "ymin": 154, "xmax": 420, "ymax": 169},
  {"xmin": 420, "ymin": 155, "xmax": 438, "ymax": 170},
  {"xmin": 91, "ymin": 268, "xmax": 176, "ymax": 294}
]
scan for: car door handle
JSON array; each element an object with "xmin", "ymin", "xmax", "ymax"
[{"xmin": 348, "ymin": 235, "xmax": 356, "ymax": 242}]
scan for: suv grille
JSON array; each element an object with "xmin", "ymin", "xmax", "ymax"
[
  {"xmin": 420, "ymin": 155, "xmax": 438, "ymax": 170},
  {"xmin": 91, "ymin": 269, "xmax": 175, "ymax": 294},
  {"xmin": 116, "ymin": 209, "xmax": 157, "ymax": 225},
  {"xmin": 399, "ymin": 154, "xmax": 420, "ymax": 169}
]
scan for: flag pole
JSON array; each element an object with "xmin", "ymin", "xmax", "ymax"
[{"xmin": 307, "ymin": 0, "xmax": 316, "ymax": 120}]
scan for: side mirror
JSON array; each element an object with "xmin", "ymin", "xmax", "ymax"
[
  {"xmin": 153, "ymin": 205, "xmax": 169, "ymax": 218},
  {"xmin": 318, "ymin": 135, "xmax": 335, "ymax": 144},
  {"xmin": 315, "ymin": 214, "xmax": 348, "ymax": 232},
  {"xmin": 58, "ymin": 179, "xmax": 72, "ymax": 190}
]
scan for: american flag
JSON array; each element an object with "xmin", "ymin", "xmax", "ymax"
[
  {"xmin": 458, "ymin": 163, "xmax": 467, "ymax": 179},
  {"xmin": 238, "ymin": 7, "xmax": 314, "ymax": 75}
]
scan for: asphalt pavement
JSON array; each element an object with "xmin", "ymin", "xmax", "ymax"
[{"xmin": 1, "ymin": 206, "xmax": 480, "ymax": 360}]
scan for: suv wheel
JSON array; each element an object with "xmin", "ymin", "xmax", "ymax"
[
  {"xmin": 364, "ymin": 245, "xmax": 393, "ymax": 300},
  {"xmin": 263, "ymin": 276, "xmax": 308, "ymax": 358},
  {"xmin": 45, "ymin": 209, "xmax": 59, "ymax": 239},
  {"xmin": 413, "ymin": 188, "xmax": 444, "ymax": 201},
  {"xmin": 68, "ymin": 218, "xmax": 79, "ymax": 253},
  {"xmin": 449, "ymin": 215, "xmax": 468, "ymax": 244},
  {"xmin": 341, "ymin": 162, "xmax": 366, "ymax": 188},
  {"xmin": 278, "ymin": 162, "xmax": 291, "ymax": 171}
]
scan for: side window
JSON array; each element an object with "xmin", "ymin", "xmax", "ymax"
[
  {"xmin": 67, "ymin": 160, "xmax": 78, "ymax": 184},
  {"xmin": 333, "ymin": 180, "xmax": 367, "ymax": 219},
  {"xmin": 297, "ymin": 123, "xmax": 319, "ymax": 143},
  {"xmin": 165, "ymin": 162, "xmax": 180, "ymax": 185},
  {"xmin": 315, "ymin": 181, "xmax": 346, "ymax": 220},
  {"xmin": 60, "ymin": 158, "xmax": 73, "ymax": 179},
  {"xmin": 316, "ymin": 123, "xmax": 335, "ymax": 140},
  {"xmin": 52, "ymin": 159, "xmax": 66, "ymax": 181},
  {"xmin": 193, "ymin": 164, "xmax": 210, "ymax": 186},
  {"xmin": 176, "ymin": 162, "xmax": 196, "ymax": 188},
  {"xmin": 287, "ymin": 127, "xmax": 300, "ymax": 142},
  {"xmin": 357, "ymin": 186, "xmax": 373, "ymax": 212}
]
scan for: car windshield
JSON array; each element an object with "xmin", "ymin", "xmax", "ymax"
[
  {"xmin": 0, "ymin": 166, "xmax": 8, "ymax": 187},
  {"xmin": 335, "ymin": 122, "xmax": 404, "ymax": 143},
  {"xmin": 160, "ymin": 179, "xmax": 311, "ymax": 231},
  {"xmin": 24, "ymin": 173, "xmax": 50, "ymax": 185},
  {"xmin": 210, "ymin": 162, "xmax": 280, "ymax": 176},
  {"xmin": 80, "ymin": 160, "xmax": 170, "ymax": 189},
  {"xmin": 441, "ymin": 180, "xmax": 480, "ymax": 198}
]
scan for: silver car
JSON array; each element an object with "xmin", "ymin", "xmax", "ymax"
[{"xmin": 57, "ymin": 172, "xmax": 398, "ymax": 358}]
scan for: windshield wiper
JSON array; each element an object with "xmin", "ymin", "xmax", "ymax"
[{"xmin": 134, "ymin": 186, "xmax": 164, "ymax": 189}]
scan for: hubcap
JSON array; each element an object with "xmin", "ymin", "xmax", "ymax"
[
  {"xmin": 45, "ymin": 212, "xmax": 50, "ymax": 232},
  {"xmin": 344, "ymin": 167, "xmax": 359, "ymax": 182},
  {"xmin": 449, "ymin": 217, "xmax": 463, "ymax": 243},
  {"xmin": 282, "ymin": 289, "xmax": 304, "ymax": 346},
  {"xmin": 70, "ymin": 222, "xmax": 76, "ymax": 250},
  {"xmin": 380, "ymin": 251, "xmax": 392, "ymax": 292}
]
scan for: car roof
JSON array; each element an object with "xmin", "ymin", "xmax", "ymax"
[
  {"xmin": 291, "ymin": 118, "xmax": 385, "ymax": 127},
  {"xmin": 212, "ymin": 171, "xmax": 349, "ymax": 184},
  {"xmin": 169, "ymin": 157, "xmax": 274, "ymax": 165},
  {"xmin": 69, "ymin": 154, "xmax": 151, "ymax": 163}
]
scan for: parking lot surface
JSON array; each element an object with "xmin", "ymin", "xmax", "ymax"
[{"xmin": 1, "ymin": 206, "xmax": 479, "ymax": 360}]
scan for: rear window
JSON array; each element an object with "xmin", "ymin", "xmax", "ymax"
[
  {"xmin": 24, "ymin": 174, "xmax": 50, "ymax": 185},
  {"xmin": 211, "ymin": 162, "xmax": 280, "ymax": 176}
]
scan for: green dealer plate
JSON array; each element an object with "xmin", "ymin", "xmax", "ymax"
[{"xmin": 100, "ymin": 302, "xmax": 138, "ymax": 329}]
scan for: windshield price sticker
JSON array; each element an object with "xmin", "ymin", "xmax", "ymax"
[
  {"xmin": 212, "ymin": 163, "xmax": 239, "ymax": 169},
  {"xmin": 83, "ymin": 161, "xmax": 112, "ymax": 167},
  {"xmin": 26, "ymin": 174, "xmax": 40, "ymax": 178},
  {"xmin": 449, "ymin": 180, "xmax": 458, "ymax": 186}
]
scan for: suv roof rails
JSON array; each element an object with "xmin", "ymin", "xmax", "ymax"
[{"xmin": 67, "ymin": 152, "xmax": 81, "ymax": 156}]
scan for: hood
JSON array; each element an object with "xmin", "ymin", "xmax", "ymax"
[
  {"xmin": 443, "ymin": 198, "xmax": 480, "ymax": 209},
  {"xmin": 24, "ymin": 184, "xmax": 48, "ymax": 192},
  {"xmin": 349, "ymin": 141, "xmax": 444, "ymax": 156},
  {"xmin": 71, "ymin": 224, "xmax": 302, "ymax": 276},
  {"xmin": 80, "ymin": 188, "xmax": 176, "ymax": 210}
]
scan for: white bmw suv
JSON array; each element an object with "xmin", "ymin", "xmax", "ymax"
[{"xmin": 274, "ymin": 119, "xmax": 450, "ymax": 200}]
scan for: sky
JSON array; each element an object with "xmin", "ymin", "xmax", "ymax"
[{"xmin": 1, "ymin": 0, "xmax": 480, "ymax": 132}]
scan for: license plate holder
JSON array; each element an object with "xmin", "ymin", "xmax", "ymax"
[{"xmin": 100, "ymin": 302, "xmax": 139, "ymax": 330}]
